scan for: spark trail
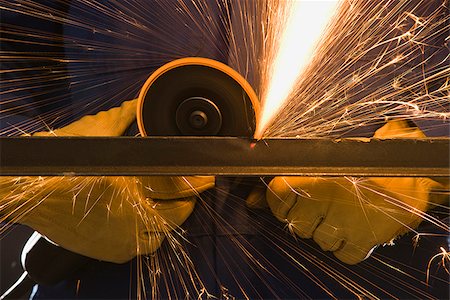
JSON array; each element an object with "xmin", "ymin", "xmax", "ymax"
[
  {"xmin": 260, "ymin": 1, "xmax": 450, "ymax": 138},
  {"xmin": 254, "ymin": 0, "xmax": 342, "ymax": 139}
]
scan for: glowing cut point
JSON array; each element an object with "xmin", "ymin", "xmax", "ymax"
[{"xmin": 254, "ymin": 0, "xmax": 342, "ymax": 139}]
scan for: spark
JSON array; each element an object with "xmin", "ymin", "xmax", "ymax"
[
  {"xmin": 254, "ymin": 0, "xmax": 342, "ymax": 139},
  {"xmin": 426, "ymin": 247, "xmax": 450, "ymax": 285},
  {"xmin": 254, "ymin": 0, "xmax": 450, "ymax": 138}
]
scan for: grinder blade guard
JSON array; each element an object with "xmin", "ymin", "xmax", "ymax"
[{"xmin": 137, "ymin": 57, "xmax": 259, "ymax": 137}]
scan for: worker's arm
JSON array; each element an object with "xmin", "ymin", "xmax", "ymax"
[
  {"xmin": 266, "ymin": 120, "xmax": 449, "ymax": 264},
  {"xmin": 0, "ymin": 100, "xmax": 214, "ymax": 263}
]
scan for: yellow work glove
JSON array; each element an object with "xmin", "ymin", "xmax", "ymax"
[
  {"xmin": 0, "ymin": 99, "xmax": 214, "ymax": 263},
  {"xmin": 266, "ymin": 120, "xmax": 448, "ymax": 265}
]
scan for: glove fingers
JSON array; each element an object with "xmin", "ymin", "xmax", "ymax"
[
  {"xmin": 287, "ymin": 181, "xmax": 331, "ymax": 238},
  {"xmin": 137, "ymin": 232, "xmax": 165, "ymax": 257},
  {"xmin": 267, "ymin": 177, "xmax": 327, "ymax": 220},
  {"xmin": 140, "ymin": 176, "xmax": 215, "ymax": 199},
  {"xmin": 373, "ymin": 119, "xmax": 426, "ymax": 139},
  {"xmin": 287, "ymin": 199, "xmax": 328, "ymax": 239},
  {"xmin": 333, "ymin": 240, "xmax": 376, "ymax": 265},
  {"xmin": 133, "ymin": 197, "xmax": 197, "ymax": 259},
  {"xmin": 32, "ymin": 99, "xmax": 138, "ymax": 137},
  {"xmin": 313, "ymin": 222, "xmax": 346, "ymax": 252},
  {"xmin": 290, "ymin": 213, "xmax": 324, "ymax": 239},
  {"xmin": 145, "ymin": 196, "xmax": 197, "ymax": 230},
  {"xmin": 266, "ymin": 177, "xmax": 298, "ymax": 220}
]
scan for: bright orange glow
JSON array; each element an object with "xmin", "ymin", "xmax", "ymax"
[{"xmin": 254, "ymin": 0, "xmax": 342, "ymax": 139}]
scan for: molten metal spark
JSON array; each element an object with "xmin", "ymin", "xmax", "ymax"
[
  {"xmin": 254, "ymin": 0, "xmax": 342, "ymax": 139},
  {"xmin": 426, "ymin": 247, "xmax": 450, "ymax": 285}
]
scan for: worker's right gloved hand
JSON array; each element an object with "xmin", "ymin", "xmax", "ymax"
[
  {"xmin": 265, "ymin": 120, "xmax": 448, "ymax": 265},
  {"xmin": 1, "ymin": 99, "xmax": 214, "ymax": 263}
]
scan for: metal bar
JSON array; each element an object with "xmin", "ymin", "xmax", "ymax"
[{"xmin": 0, "ymin": 137, "xmax": 448, "ymax": 177}]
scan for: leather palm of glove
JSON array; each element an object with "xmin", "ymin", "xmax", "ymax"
[
  {"xmin": 266, "ymin": 120, "xmax": 448, "ymax": 265},
  {"xmin": 0, "ymin": 99, "xmax": 214, "ymax": 263}
]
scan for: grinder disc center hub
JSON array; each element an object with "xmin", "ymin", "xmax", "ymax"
[
  {"xmin": 176, "ymin": 97, "xmax": 222, "ymax": 135},
  {"xmin": 189, "ymin": 110, "xmax": 208, "ymax": 129}
]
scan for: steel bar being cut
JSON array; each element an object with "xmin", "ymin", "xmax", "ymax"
[{"xmin": 0, "ymin": 137, "xmax": 448, "ymax": 177}]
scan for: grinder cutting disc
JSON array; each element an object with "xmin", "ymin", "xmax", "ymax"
[{"xmin": 137, "ymin": 57, "xmax": 259, "ymax": 137}]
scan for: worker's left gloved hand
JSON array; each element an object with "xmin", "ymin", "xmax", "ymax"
[
  {"xmin": 1, "ymin": 99, "xmax": 214, "ymax": 263},
  {"xmin": 265, "ymin": 120, "xmax": 447, "ymax": 264}
]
